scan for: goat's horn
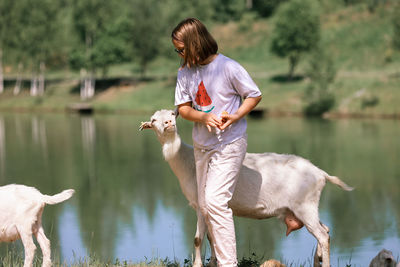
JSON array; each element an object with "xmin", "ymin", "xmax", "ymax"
[{"xmin": 139, "ymin": 121, "xmax": 152, "ymax": 131}]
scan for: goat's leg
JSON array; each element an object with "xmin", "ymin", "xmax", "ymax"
[
  {"xmin": 320, "ymin": 230, "xmax": 330, "ymax": 267},
  {"xmin": 297, "ymin": 211, "xmax": 330, "ymax": 267},
  {"xmin": 309, "ymin": 226, "xmax": 329, "ymax": 267},
  {"xmin": 313, "ymin": 222, "xmax": 330, "ymax": 267},
  {"xmin": 206, "ymin": 233, "xmax": 217, "ymax": 267},
  {"xmin": 193, "ymin": 210, "xmax": 207, "ymax": 267},
  {"xmin": 19, "ymin": 228, "xmax": 36, "ymax": 267},
  {"xmin": 35, "ymin": 226, "xmax": 51, "ymax": 267},
  {"xmin": 313, "ymin": 243, "xmax": 322, "ymax": 267}
]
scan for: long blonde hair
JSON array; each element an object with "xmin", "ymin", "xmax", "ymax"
[{"xmin": 171, "ymin": 18, "xmax": 218, "ymax": 68}]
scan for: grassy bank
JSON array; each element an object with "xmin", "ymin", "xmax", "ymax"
[
  {"xmin": 0, "ymin": 252, "xmax": 176, "ymax": 267},
  {"xmin": 1, "ymin": 3, "xmax": 399, "ymax": 118},
  {"xmin": 0, "ymin": 250, "xmax": 333, "ymax": 267}
]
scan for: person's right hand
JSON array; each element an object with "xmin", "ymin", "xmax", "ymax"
[{"xmin": 202, "ymin": 113, "xmax": 222, "ymax": 132}]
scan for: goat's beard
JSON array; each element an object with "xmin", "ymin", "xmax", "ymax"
[{"xmin": 164, "ymin": 125, "xmax": 176, "ymax": 132}]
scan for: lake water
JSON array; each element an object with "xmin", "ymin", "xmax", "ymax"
[{"xmin": 0, "ymin": 112, "xmax": 399, "ymax": 266}]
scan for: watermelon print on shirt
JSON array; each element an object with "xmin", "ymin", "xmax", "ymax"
[{"xmin": 195, "ymin": 81, "xmax": 214, "ymax": 113}]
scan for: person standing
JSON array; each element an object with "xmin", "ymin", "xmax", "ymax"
[{"xmin": 172, "ymin": 18, "xmax": 262, "ymax": 267}]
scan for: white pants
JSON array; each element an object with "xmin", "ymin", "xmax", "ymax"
[{"xmin": 194, "ymin": 137, "xmax": 247, "ymax": 267}]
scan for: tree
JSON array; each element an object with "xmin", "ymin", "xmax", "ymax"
[
  {"xmin": 127, "ymin": 0, "xmax": 168, "ymax": 78},
  {"xmin": 4, "ymin": 0, "xmax": 27, "ymax": 95},
  {"xmin": 303, "ymin": 46, "xmax": 337, "ymax": 117},
  {"xmin": 29, "ymin": 0, "xmax": 63, "ymax": 96},
  {"xmin": 7, "ymin": 0, "xmax": 64, "ymax": 96},
  {"xmin": 0, "ymin": 0, "xmax": 16, "ymax": 94},
  {"xmin": 70, "ymin": 0, "xmax": 128, "ymax": 100},
  {"xmin": 91, "ymin": 17, "xmax": 131, "ymax": 77},
  {"xmin": 270, "ymin": 0, "xmax": 320, "ymax": 80}
]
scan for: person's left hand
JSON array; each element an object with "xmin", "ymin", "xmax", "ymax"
[{"xmin": 219, "ymin": 112, "xmax": 239, "ymax": 130}]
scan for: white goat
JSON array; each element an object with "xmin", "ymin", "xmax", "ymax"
[
  {"xmin": 0, "ymin": 184, "xmax": 75, "ymax": 267},
  {"xmin": 140, "ymin": 109, "xmax": 353, "ymax": 267}
]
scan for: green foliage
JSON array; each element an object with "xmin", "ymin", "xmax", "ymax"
[
  {"xmin": 303, "ymin": 46, "xmax": 337, "ymax": 117},
  {"xmin": 127, "ymin": 0, "xmax": 167, "ymax": 77},
  {"xmin": 307, "ymin": 47, "xmax": 337, "ymax": 93},
  {"xmin": 0, "ymin": 0, "xmax": 16, "ymax": 48},
  {"xmin": 71, "ymin": 0, "xmax": 116, "ymax": 43},
  {"xmin": 0, "ymin": 249, "xmax": 25, "ymax": 267},
  {"xmin": 343, "ymin": 0, "xmax": 364, "ymax": 5},
  {"xmin": 341, "ymin": 0, "xmax": 392, "ymax": 12},
  {"xmin": 69, "ymin": 0, "xmax": 127, "ymax": 73},
  {"xmin": 238, "ymin": 12, "xmax": 258, "ymax": 32},
  {"xmin": 165, "ymin": 0, "xmax": 216, "ymax": 24},
  {"xmin": 251, "ymin": 0, "xmax": 289, "ymax": 18},
  {"xmin": 3, "ymin": 0, "xmax": 64, "ymax": 70},
  {"xmin": 367, "ymin": 0, "xmax": 386, "ymax": 12},
  {"xmin": 0, "ymin": 249, "xmax": 184, "ymax": 266},
  {"xmin": 212, "ymin": 0, "xmax": 246, "ymax": 22},
  {"xmin": 91, "ymin": 17, "xmax": 131, "ymax": 76},
  {"xmin": 343, "ymin": 0, "xmax": 389, "ymax": 7},
  {"xmin": 237, "ymin": 253, "xmax": 263, "ymax": 267},
  {"xmin": 303, "ymin": 94, "xmax": 335, "ymax": 117},
  {"xmin": 270, "ymin": 0, "xmax": 321, "ymax": 79},
  {"xmin": 392, "ymin": 3, "xmax": 400, "ymax": 51},
  {"xmin": 361, "ymin": 94, "xmax": 379, "ymax": 109}
]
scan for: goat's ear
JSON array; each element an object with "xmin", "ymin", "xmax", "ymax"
[
  {"xmin": 173, "ymin": 107, "xmax": 179, "ymax": 118},
  {"xmin": 139, "ymin": 121, "xmax": 152, "ymax": 131}
]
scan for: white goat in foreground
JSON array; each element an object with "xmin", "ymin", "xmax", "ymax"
[
  {"xmin": 140, "ymin": 109, "xmax": 354, "ymax": 267},
  {"xmin": 0, "ymin": 184, "xmax": 75, "ymax": 267}
]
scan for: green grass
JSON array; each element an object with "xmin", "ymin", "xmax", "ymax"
[
  {"xmin": 0, "ymin": 249, "xmax": 183, "ymax": 267},
  {"xmin": 0, "ymin": 249, "xmax": 355, "ymax": 267},
  {"xmin": 0, "ymin": 251, "xmax": 354, "ymax": 267}
]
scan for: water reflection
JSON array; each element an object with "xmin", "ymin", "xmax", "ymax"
[
  {"xmin": 114, "ymin": 201, "xmax": 188, "ymax": 262},
  {"xmin": 81, "ymin": 116, "xmax": 96, "ymax": 182},
  {"xmin": 59, "ymin": 205, "xmax": 87, "ymax": 263},
  {"xmin": 0, "ymin": 113, "xmax": 398, "ymax": 266},
  {"xmin": 31, "ymin": 116, "xmax": 48, "ymax": 166}
]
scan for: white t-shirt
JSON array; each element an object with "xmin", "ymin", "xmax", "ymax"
[{"xmin": 175, "ymin": 54, "xmax": 261, "ymax": 149}]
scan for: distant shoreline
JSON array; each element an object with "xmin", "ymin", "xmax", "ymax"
[{"xmin": 1, "ymin": 105, "xmax": 399, "ymax": 121}]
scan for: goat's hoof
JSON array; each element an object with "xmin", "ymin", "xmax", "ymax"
[
  {"xmin": 313, "ymin": 250, "xmax": 322, "ymax": 267},
  {"xmin": 206, "ymin": 257, "xmax": 217, "ymax": 267},
  {"xmin": 312, "ymin": 259, "xmax": 322, "ymax": 267}
]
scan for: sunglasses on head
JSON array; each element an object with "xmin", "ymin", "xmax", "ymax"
[{"xmin": 174, "ymin": 48, "xmax": 184, "ymax": 55}]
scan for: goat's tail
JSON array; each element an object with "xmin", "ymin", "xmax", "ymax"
[
  {"xmin": 326, "ymin": 175, "xmax": 354, "ymax": 191},
  {"xmin": 42, "ymin": 189, "xmax": 75, "ymax": 205}
]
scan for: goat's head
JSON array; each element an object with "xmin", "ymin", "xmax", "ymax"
[{"xmin": 139, "ymin": 109, "xmax": 178, "ymax": 140}]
